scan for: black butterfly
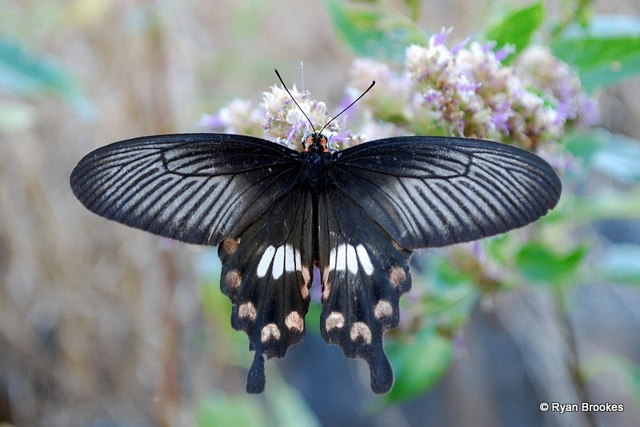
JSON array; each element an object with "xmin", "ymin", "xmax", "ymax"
[{"xmin": 70, "ymin": 90, "xmax": 561, "ymax": 395}]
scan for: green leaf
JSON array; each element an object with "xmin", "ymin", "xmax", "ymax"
[
  {"xmin": 384, "ymin": 326, "xmax": 453, "ymax": 403},
  {"xmin": 485, "ymin": 1, "xmax": 545, "ymax": 56},
  {"xmin": 515, "ymin": 242, "xmax": 588, "ymax": 283},
  {"xmin": 325, "ymin": 0, "xmax": 429, "ymax": 62},
  {"xmin": 0, "ymin": 39, "xmax": 93, "ymax": 119},
  {"xmin": 551, "ymin": 15, "xmax": 640, "ymax": 92}
]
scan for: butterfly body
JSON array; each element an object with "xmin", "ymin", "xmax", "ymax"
[
  {"xmin": 300, "ymin": 134, "xmax": 332, "ymax": 192},
  {"xmin": 71, "ymin": 132, "xmax": 561, "ymax": 394}
]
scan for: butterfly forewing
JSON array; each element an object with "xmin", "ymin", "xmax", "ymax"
[
  {"xmin": 70, "ymin": 133, "xmax": 303, "ymax": 245},
  {"xmin": 331, "ymin": 136, "xmax": 562, "ymax": 249}
]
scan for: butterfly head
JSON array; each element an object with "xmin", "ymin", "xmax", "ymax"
[{"xmin": 302, "ymin": 132, "xmax": 330, "ymax": 153}]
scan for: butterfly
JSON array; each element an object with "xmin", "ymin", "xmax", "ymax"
[{"xmin": 70, "ymin": 78, "xmax": 562, "ymax": 394}]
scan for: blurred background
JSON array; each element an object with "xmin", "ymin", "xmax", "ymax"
[{"xmin": 1, "ymin": 0, "xmax": 640, "ymax": 426}]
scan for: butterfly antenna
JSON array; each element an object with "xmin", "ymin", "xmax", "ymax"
[
  {"xmin": 275, "ymin": 69, "xmax": 316, "ymax": 133},
  {"xmin": 319, "ymin": 80, "xmax": 375, "ymax": 135}
]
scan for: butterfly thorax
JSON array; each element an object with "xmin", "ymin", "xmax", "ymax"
[{"xmin": 301, "ymin": 132, "xmax": 332, "ymax": 192}]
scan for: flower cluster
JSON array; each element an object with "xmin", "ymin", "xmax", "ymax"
[
  {"xmin": 261, "ymin": 85, "xmax": 332, "ymax": 146},
  {"xmin": 200, "ymin": 84, "xmax": 366, "ymax": 150},
  {"xmin": 200, "ymin": 29, "xmax": 597, "ymax": 153},
  {"xmin": 198, "ymin": 99, "xmax": 264, "ymax": 138},
  {"xmin": 349, "ymin": 29, "xmax": 597, "ymax": 150},
  {"xmin": 514, "ymin": 45, "xmax": 598, "ymax": 128}
]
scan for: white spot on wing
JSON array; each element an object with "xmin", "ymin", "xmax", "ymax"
[
  {"xmin": 329, "ymin": 244, "xmax": 359, "ymax": 275},
  {"xmin": 272, "ymin": 245, "xmax": 285, "ymax": 279},
  {"xmin": 346, "ymin": 244, "xmax": 358, "ymax": 274},
  {"xmin": 329, "ymin": 245, "xmax": 340, "ymax": 269},
  {"xmin": 283, "ymin": 245, "xmax": 296, "ymax": 275},
  {"xmin": 356, "ymin": 244, "xmax": 374, "ymax": 276},
  {"xmin": 260, "ymin": 244, "xmax": 301, "ymax": 280},
  {"xmin": 294, "ymin": 248, "xmax": 302, "ymax": 271},
  {"xmin": 256, "ymin": 245, "xmax": 276, "ymax": 278}
]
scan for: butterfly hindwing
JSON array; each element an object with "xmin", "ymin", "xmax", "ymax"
[
  {"xmin": 70, "ymin": 133, "xmax": 303, "ymax": 246},
  {"xmin": 331, "ymin": 136, "xmax": 562, "ymax": 249},
  {"xmin": 317, "ymin": 189, "xmax": 412, "ymax": 393},
  {"xmin": 218, "ymin": 187, "xmax": 315, "ymax": 393}
]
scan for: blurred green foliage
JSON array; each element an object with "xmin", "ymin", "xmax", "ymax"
[
  {"xmin": 326, "ymin": 0, "xmax": 429, "ymax": 63},
  {"xmin": 486, "ymin": 1, "xmax": 545, "ymax": 58},
  {"xmin": 0, "ymin": 39, "xmax": 93, "ymax": 120},
  {"xmin": 551, "ymin": 16, "xmax": 640, "ymax": 92}
]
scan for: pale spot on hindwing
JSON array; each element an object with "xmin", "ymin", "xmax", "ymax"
[
  {"xmin": 325, "ymin": 311, "xmax": 345, "ymax": 331},
  {"xmin": 300, "ymin": 282, "xmax": 310, "ymax": 300},
  {"xmin": 322, "ymin": 281, "xmax": 331, "ymax": 300},
  {"xmin": 221, "ymin": 238, "xmax": 240, "ymax": 256},
  {"xmin": 328, "ymin": 243, "xmax": 374, "ymax": 276},
  {"xmin": 391, "ymin": 239, "xmax": 404, "ymax": 252},
  {"xmin": 389, "ymin": 265, "xmax": 407, "ymax": 288},
  {"xmin": 256, "ymin": 245, "xmax": 276, "ymax": 278},
  {"xmin": 225, "ymin": 269, "xmax": 242, "ymax": 290},
  {"xmin": 300, "ymin": 266, "xmax": 311, "ymax": 300},
  {"xmin": 355, "ymin": 244, "xmax": 374, "ymax": 275},
  {"xmin": 301, "ymin": 265, "xmax": 311, "ymax": 287},
  {"xmin": 322, "ymin": 266, "xmax": 331, "ymax": 289},
  {"xmin": 350, "ymin": 322, "xmax": 372, "ymax": 345},
  {"xmin": 285, "ymin": 311, "xmax": 304, "ymax": 332},
  {"xmin": 272, "ymin": 245, "xmax": 286, "ymax": 279},
  {"xmin": 256, "ymin": 244, "xmax": 302, "ymax": 280},
  {"xmin": 374, "ymin": 300, "xmax": 393, "ymax": 319},
  {"xmin": 260, "ymin": 323, "xmax": 281, "ymax": 343},
  {"xmin": 238, "ymin": 302, "xmax": 257, "ymax": 321},
  {"xmin": 330, "ymin": 243, "xmax": 358, "ymax": 274}
]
